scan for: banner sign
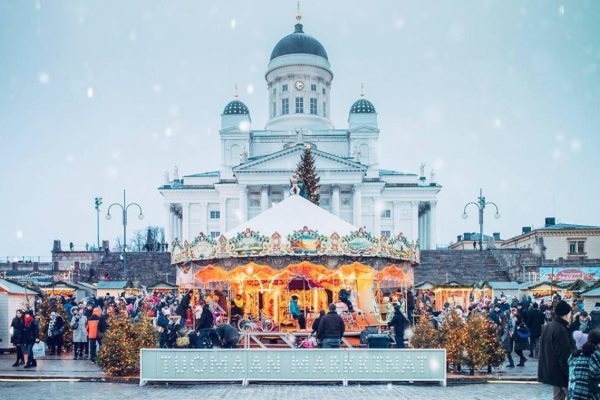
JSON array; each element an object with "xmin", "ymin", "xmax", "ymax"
[
  {"xmin": 140, "ymin": 348, "xmax": 446, "ymax": 386},
  {"xmin": 539, "ymin": 266, "xmax": 600, "ymax": 283}
]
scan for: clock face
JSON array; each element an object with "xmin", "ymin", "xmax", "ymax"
[{"xmin": 294, "ymin": 81, "xmax": 305, "ymax": 91}]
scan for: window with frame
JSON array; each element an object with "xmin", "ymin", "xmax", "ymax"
[
  {"xmin": 210, "ymin": 211, "xmax": 220, "ymax": 219},
  {"xmin": 381, "ymin": 230, "xmax": 391, "ymax": 238},
  {"xmin": 295, "ymin": 97, "xmax": 304, "ymax": 113},
  {"xmin": 282, "ymin": 84, "xmax": 288, "ymax": 92},
  {"xmin": 310, "ymin": 98, "xmax": 317, "ymax": 115},
  {"xmin": 311, "ymin": 84, "xmax": 317, "ymax": 92},
  {"xmin": 569, "ymin": 240, "xmax": 586, "ymax": 254},
  {"xmin": 210, "ymin": 232, "xmax": 220, "ymax": 239},
  {"xmin": 381, "ymin": 209, "xmax": 392, "ymax": 219},
  {"xmin": 272, "ymin": 87, "xmax": 276, "ymax": 95},
  {"xmin": 282, "ymin": 98, "xmax": 289, "ymax": 115}
]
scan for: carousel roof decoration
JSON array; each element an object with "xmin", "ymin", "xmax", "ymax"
[{"xmin": 171, "ymin": 194, "xmax": 420, "ymax": 265}]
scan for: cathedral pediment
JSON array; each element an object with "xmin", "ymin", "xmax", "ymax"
[{"xmin": 233, "ymin": 144, "xmax": 366, "ymax": 173}]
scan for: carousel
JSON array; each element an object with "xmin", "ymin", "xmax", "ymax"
[{"xmin": 171, "ymin": 193, "xmax": 419, "ymax": 332}]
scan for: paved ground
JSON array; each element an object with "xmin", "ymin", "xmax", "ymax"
[
  {"xmin": 0, "ymin": 381, "xmax": 551, "ymax": 400},
  {"xmin": 0, "ymin": 354, "xmax": 104, "ymax": 378}
]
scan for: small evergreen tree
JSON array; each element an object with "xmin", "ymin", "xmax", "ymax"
[
  {"xmin": 410, "ymin": 313, "xmax": 441, "ymax": 348},
  {"xmin": 439, "ymin": 309, "xmax": 466, "ymax": 372},
  {"xmin": 296, "ymin": 145, "xmax": 320, "ymax": 205},
  {"xmin": 462, "ymin": 314, "xmax": 489, "ymax": 374},
  {"xmin": 482, "ymin": 314, "xmax": 506, "ymax": 370}
]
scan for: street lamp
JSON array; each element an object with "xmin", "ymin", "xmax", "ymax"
[
  {"xmin": 105, "ymin": 189, "xmax": 144, "ymax": 280},
  {"xmin": 462, "ymin": 188, "xmax": 501, "ymax": 280},
  {"xmin": 94, "ymin": 197, "xmax": 103, "ymax": 250}
]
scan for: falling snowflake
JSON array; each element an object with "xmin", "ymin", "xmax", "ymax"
[
  {"xmin": 153, "ymin": 84, "xmax": 162, "ymax": 93},
  {"xmin": 106, "ymin": 167, "xmax": 119, "ymax": 178},
  {"xmin": 111, "ymin": 150, "xmax": 120, "ymax": 160},
  {"xmin": 165, "ymin": 127, "xmax": 173, "ymax": 137},
  {"xmin": 129, "ymin": 30, "xmax": 138, "ymax": 42},
  {"xmin": 570, "ymin": 139, "xmax": 582, "ymax": 152},
  {"xmin": 38, "ymin": 71, "xmax": 50, "ymax": 85},
  {"xmin": 552, "ymin": 148, "xmax": 562, "ymax": 159},
  {"xmin": 246, "ymin": 83, "xmax": 254, "ymax": 94},
  {"xmin": 433, "ymin": 157, "xmax": 445, "ymax": 171},
  {"xmin": 35, "ymin": 1, "xmax": 41, "ymax": 11},
  {"xmin": 230, "ymin": 19, "xmax": 237, "ymax": 30},
  {"xmin": 238, "ymin": 121, "xmax": 251, "ymax": 133},
  {"xmin": 558, "ymin": 5, "xmax": 565, "ymax": 16},
  {"xmin": 87, "ymin": 87, "xmax": 94, "ymax": 98},
  {"xmin": 65, "ymin": 154, "xmax": 75, "ymax": 163},
  {"xmin": 15, "ymin": 230, "xmax": 23, "ymax": 239},
  {"xmin": 493, "ymin": 118, "xmax": 502, "ymax": 128},
  {"xmin": 555, "ymin": 134, "xmax": 564, "ymax": 143},
  {"xmin": 394, "ymin": 17, "xmax": 405, "ymax": 29}
]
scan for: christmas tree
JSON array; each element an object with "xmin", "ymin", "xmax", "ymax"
[
  {"xmin": 462, "ymin": 314, "xmax": 490, "ymax": 375},
  {"xmin": 439, "ymin": 309, "xmax": 466, "ymax": 372},
  {"xmin": 98, "ymin": 308, "xmax": 158, "ymax": 376},
  {"xmin": 410, "ymin": 313, "xmax": 441, "ymax": 348},
  {"xmin": 36, "ymin": 293, "xmax": 73, "ymax": 351},
  {"xmin": 482, "ymin": 314, "xmax": 506, "ymax": 370},
  {"xmin": 296, "ymin": 145, "xmax": 320, "ymax": 205}
]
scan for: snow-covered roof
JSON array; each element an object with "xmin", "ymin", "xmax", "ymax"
[
  {"xmin": 225, "ymin": 194, "xmax": 358, "ymax": 238},
  {"xmin": 0, "ymin": 279, "xmax": 38, "ymax": 295}
]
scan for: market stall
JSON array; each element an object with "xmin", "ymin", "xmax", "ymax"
[
  {"xmin": 525, "ymin": 281, "xmax": 564, "ymax": 301},
  {"xmin": 0, "ymin": 279, "xmax": 37, "ymax": 351},
  {"xmin": 433, "ymin": 281, "xmax": 472, "ymax": 311},
  {"xmin": 148, "ymin": 281, "xmax": 177, "ymax": 295},
  {"xmin": 38, "ymin": 281, "xmax": 82, "ymax": 298},
  {"xmin": 172, "ymin": 194, "xmax": 419, "ymax": 332}
]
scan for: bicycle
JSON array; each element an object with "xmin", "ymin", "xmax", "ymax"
[{"xmin": 237, "ymin": 312, "xmax": 275, "ymax": 332}]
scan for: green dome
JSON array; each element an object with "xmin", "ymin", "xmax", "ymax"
[
  {"xmin": 270, "ymin": 23, "xmax": 328, "ymax": 61},
  {"xmin": 350, "ymin": 98, "xmax": 376, "ymax": 114},
  {"xmin": 223, "ymin": 100, "xmax": 249, "ymax": 115}
]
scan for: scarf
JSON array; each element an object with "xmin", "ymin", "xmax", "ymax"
[
  {"xmin": 48, "ymin": 314, "xmax": 57, "ymax": 336},
  {"xmin": 24, "ymin": 315, "xmax": 33, "ymax": 326}
]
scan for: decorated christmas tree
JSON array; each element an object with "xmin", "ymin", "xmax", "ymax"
[
  {"xmin": 98, "ymin": 309, "xmax": 139, "ymax": 376},
  {"xmin": 410, "ymin": 313, "xmax": 441, "ymax": 348},
  {"xmin": 462, "ymin": 314, "xmax": 490, "ymax": 375},
  {"xmin": 36, "ymin": 293, "xmax": 73, "ymax": 351},
  {"xmin": 439, "ymin": 309, "xmax": 466, "ymax": 372},
  {"xmin": 98, "ymin": 308, "xmax": 158, "ymax": 376},
  {"xmin": 296, "ymin": 144, "xmax": 320, "ymax": 205},
  {"xmin": 482, "ymin": 314, "xmax": 506, "ymax": 370}
]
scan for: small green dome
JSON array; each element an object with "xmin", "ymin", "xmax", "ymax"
[
  {"xmin": 350, "ymin": 98, "xmax": 376, "ymax": 114},
  {"xmin": 223, "ymin": 100, "xmax": 249, "ymax": 115}
]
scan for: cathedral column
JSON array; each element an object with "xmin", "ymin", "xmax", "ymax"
[
  {"xmin": 353, "ymin": 185, "xmax": 362, "ymax": 228},
  {"xmin": 165, "ymin": 204, "xmax": 173, "ymax": 243},
  {"xmin": 423, "ymin": 208, "xmax": 430, "ymax": 250},
  {"xmin": 199, "ymin": 202, "xmax": 208, "ymax": 234},
  {"xmin": 429, "ymin": 200, "xmax": 437, "ymax": 250},
  {"xmin": 219, "ymin": 197, "xmax": 227, "ymax": 234},
  {"xmin": 332, "ymin": 185, "xmax": 340, "ymax": 217},
  {"xmin": 411, "ymin": 201, "xmax": 419, "ymax": 244},
  {"xmin": 181, "ymin": 202, "xmax": 190, "ymax": 242},
  {"xmin": 239, "ymin": 185, "xmax": 248, "ymax": 223},
  {"xmin": 260, "ymin": 185, "xmax": 269, "ymax": 212},
  {"xmin": 373, "ymin": 196, "xmax": 382, "ymax": 236},
  {"xmin": 392, "ymin": 201, "xmax": 401, "ymax": 236}
]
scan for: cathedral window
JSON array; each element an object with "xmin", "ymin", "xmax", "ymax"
[
  {"xmin": 295, "ymin": 97, "xmax": 304, "ymax": 113},
  {"xmin": 210, "ymin": 211, "xmax": 220, "ymax": 219},
  {"xmin": 381, "ymin": 209, "xmax": 392, "ymax": 219},
  {"xmin": 282, "ymin": 84, "xmax": 288, "ymax": 92},
  {"xmin": 322, "ymin": 88, "xmax": 326, "ymax": 95},
  {"xmin": 381, "ymin": 230, "xmax": 391, "ymax": 238},
  {"xmin": 282, "ymin": 98, "xmax": 289, "ymax": 115},
  {"xmin": 210, "ymin": 231, "xmax": 220, "ymax": 239},
  {"xmin": 310, "ymin": 98, "xmax": 317, "ymax": 115},
  {"xmin": 311, "ymin": 84, "xmax": 317, "ymax": 92},
  {"xmin": 273, "ymin": 87, "xmax": 276, "ymax": 95}
]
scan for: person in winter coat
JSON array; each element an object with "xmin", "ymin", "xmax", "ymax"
[
  {"xmin": 538, "ymin": 300, "xmax": 575, "ymax": 400},
  {"xmin": 311, "ymin": 310, "xmax": 326, "ymax": 336},
  {"xmin": 47, "ymin": 311, "xmax": 64, "ymax": 355},
  {"xmin": 590, "ymin": 303, "xmax": 600, "ymax": 331},
  {"xmin": 500, "ymin": 312, "xmax": 515, "ymax": 368},
  {"xmin": 513, "ymin": 316, "xmax": 531, "ymax": 367},
  {"xmin": 196, "ymin": 304, "xmax": 214, "ymax": 348},
  {"xmin": 22, "ymin": 311, "xmax": 39, "ymax": 369},
  {"xmin": 568, "ymin": 329, "xmax": 600, "ymax": 400},
  {"xmin": 388, "ymin": 305, "xmax": 408, "ymax": 348},
  {"xmin": 572, "ymin": 311, "xmax": 592, "ymax": 334},
  {"xmin": 10, "ymin": 309, "xmax": 25, "ymax": 366},
  {"xmin": 86, "ymin": 307, "xmax": 102, "ymax": 363},
  {"xmin": 70, "ymin": 307, "xmax": 88, "ymax": 360},
  {"xmin": 215, "ymin": 323, "xmax": 239, "ymax": 348},
  {"xmin": 157, "ymin": 308, "xmax": 170, "ymax": 348},
  {"xmin": 316, "ymin": 303, "xmax": 345, "ymax": 348},
  {"xmin": 525, "ymin": 302, "xmax": 544, "ymax": 358}
]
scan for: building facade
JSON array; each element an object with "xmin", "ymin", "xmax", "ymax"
[{"xmin": 159, "ymin": 14, "xmax": 441, "ymax": 249}]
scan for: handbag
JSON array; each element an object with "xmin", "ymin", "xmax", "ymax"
[
  {"xmin": 176, "ymin": 336, "xmax": 190, "ymax": 347},
  {"xmin": 32, "ymin": 341, "xmax": 46, "ymax": 358}
]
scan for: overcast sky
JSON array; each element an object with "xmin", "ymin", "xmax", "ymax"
[{"xmin": 1, "ymin": 0, "xmax": 599, "ymax": 258}]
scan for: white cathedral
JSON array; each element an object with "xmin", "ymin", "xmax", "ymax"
[{"xmin": 159, "ymin": 14, "xmax": 441, "ymax": 250}]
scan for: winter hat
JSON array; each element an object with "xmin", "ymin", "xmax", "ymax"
[{"xmin": 555, "ymin": 300, "xmax": 571, "ymax": 317}]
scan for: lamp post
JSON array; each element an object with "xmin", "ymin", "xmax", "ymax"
[
  {"xmin": 105, "ymin": 189, "xmax": 144, "ymax": 280},
  {"xmin": 94, "ymin": 197, "xmax": 102, "ymax": 250},
  {"xmin": 462, "ymin": 188, "xmax": 501, "ymax": 280}
]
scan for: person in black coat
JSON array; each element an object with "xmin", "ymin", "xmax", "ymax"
[
  {"xmin": 513, "ymin": 316, "xmax": 531, "ymax": 367},
  {"xmin": 196, "ymin": 304, "xmax": 214, "ymax": 348},
  {"xmin": 317, "ymin": 304, "xmax": 345, "ymax": 348},
  {"xmin": 387, "ymin": 305, "xmax": 408, "ymax": 348},
  {"xmin": 311, "ymin": 310, "xmax": 326, "ymax": 335},
  {"xmin": 538, "ymin": 300, "xmax": 575, "ymax": 400},
  {"xmin": 47, "ymin": 311, "xmax": 64, "ymax": 355},
  {"xmin": 216, "ymin": 324, "xmax": 239, "ymax": 348},
  {"xmin": 10, "ymin": 309, "xmax": 25, "ymax": 366},
  {"xmin": 525, "ymin": 302, "xmax": 544, "ymax": 358},
  {"xmin": 22, "ymin": 311, "xmax": 39, "ymax": 369}
]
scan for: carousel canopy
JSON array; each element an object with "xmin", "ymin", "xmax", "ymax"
[{"xmin": 224, "ymin": 194, "xmax": 358, "ymax": 237}]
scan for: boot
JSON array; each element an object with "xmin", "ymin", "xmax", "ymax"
[
  {"xmin": 23, "ymin": 363, "xmax": 35, "ymax": 369},
  {"xmin": 11, "ymin": 360, "xmax": 20, "ymax": 367}
]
